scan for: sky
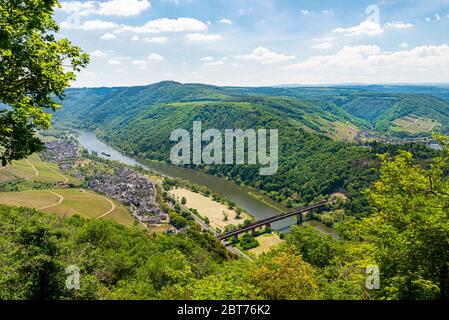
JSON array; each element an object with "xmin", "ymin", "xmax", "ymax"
[{"xmin": 54, "ymin": 0, "xmax": 449, "ymax": 87}]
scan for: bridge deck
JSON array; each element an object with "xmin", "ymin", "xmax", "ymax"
[{"xmin": 217, "ymin": 201, "xmax": 329, "ymax": 241}]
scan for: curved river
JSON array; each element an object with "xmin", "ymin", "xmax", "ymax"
[{"xmin": 77, "ymin": 130, "xmax": 334, "ymax": 234}]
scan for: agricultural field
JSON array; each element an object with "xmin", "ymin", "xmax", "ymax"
[
  {"xmin": 392, "ymin": 116, "xmax": 440, "ymax": 134},
  {"xmin": 169, "ymin": 187, "xmax": 251, "ymax": 231},
  {"xmin": 0, "ymin": 189, "xmax": 134, "ymax": 227},
  {"xmin": 329, "ymin": 121, "xmax": 358, "ymax": 141},
  {"xmin": 248, "ymin": 233, "xmax": 284, "ymax": 256},
  {"xmin": 0, "ymin": 154, "xmax": 81, "ymax": 186}
]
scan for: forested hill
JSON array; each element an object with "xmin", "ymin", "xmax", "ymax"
[
  {"xmin": 223, "ymin": 85, "xmax": 449, "ymax": 134},
  {"xmin": 55, "ymin": 81, "xmax": 444, "ymax": 212}
]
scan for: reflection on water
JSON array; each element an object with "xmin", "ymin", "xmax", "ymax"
[{"xmin": 77, "ymin": 129, "xmax": 335, "ymax": 234}]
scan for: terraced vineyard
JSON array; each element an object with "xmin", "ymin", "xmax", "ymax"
[
  {"xmin": 0, "ymin": 154, "xmax": 135, "ymax": 227},
  {"xmin": 0, "ymin": 154, "xmax": 80, "ymax": 185}
]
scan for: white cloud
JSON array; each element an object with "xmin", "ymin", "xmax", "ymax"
[
  {"xmin": 322, "ymin": 10, "xmax": 333, "ymax": 15},
  {"xmin": 301, "ymin": 10, "xmax": 310, "ymax": 15},
  {"xmin": 204, "ymin": 60, "xmax": 224, "ymax": 66},
  {"xmin": 58, "ymin": 1, "xmax": 96, "ymax": 15},
  {"xmin": 58, "ymin": 0, "xmax": 150, "ymax": 17},
  {"xmin": 435, "ymin": 14, "xmax": 441, "ymax": 21},
  {"xmin": 243, "ymin": 47, "xmax": 295, "ymax": 64},
  {"xmin": 332, "ymin": 20, "xmax": 383, "ymax": 37},
  {"xmin": 144, "ymin": 36, "xmax": 169, "ymax": 43},
  {"xmin": 97, "ymin": 0, "xmax": 151, "ymax": 17},
  {"xmin": 219, "ymin": 19, "xmax": 233, "ymax": 24},
  {"xmin": 185, "ymin": 33, "xmax": 222, "ymax": 41},
  {"xmin": 90, "ymin": 50, "xmax": 108, "ymax": 58},
  {"xmin": 108, "ymin": 59, "xmax": 122, "ymax": 65},
  {"xmin": 101, "ymin": 32, "xmax": 117, "ymax": 40},
  {"xmin": 148, "ymin": 53, "xmax": 165, "ymax": 61},
  {"xmin": 61, "ymin": 19, "xmax": 118, "ymax": 30},
  {"xmin": 284, "ymin": 44, "xmax": 449, "ymax": 83},
  {"xmin": 385, "ymin": 21, "xmax": 414, "ymax": 29},
  {"xmin": 132, "ymin": 60, "xmax": 149, "ymax": 68},
  {"xmin": 399, "ymin": 42, "xmax": 409, "ymax": 48},
  {"xmin": 200, "ymin": 56, "xmax": 214, "ymax": 61},
  {"xmin": 122, "ymin": 17, "xmax": 207, "ymax": 34},
  {"xmin": 426, "ymin": 17, "xmax": 431, "ymax": 22},
  {"xmin": 312, "ymin": 42, "xmax": 333, "ymax": 50},
  {"xmin": 131, "ymin": 35, "xmax": 140, "ymax": 41}
]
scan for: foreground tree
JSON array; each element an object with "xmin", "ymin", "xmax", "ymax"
[
  {"xmin": 352, "ymin": 135, "xmax": 449, "ymax": 299},
  {"xmin": 0, "ymin": 0, "xmax": 88, "ymax": 165}
]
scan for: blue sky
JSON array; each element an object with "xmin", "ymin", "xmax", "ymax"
[{"xmin": 54, "ymin": 0, "xmax": 449, "ymax": 87}]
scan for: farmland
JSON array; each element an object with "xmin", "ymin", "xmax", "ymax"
[
  {"xmin": 392, "ymin": 116, "xmax": 440, "ymax": 134},
  {"xmin": 0, "ymin": 154, "xmax": 81, "ymax": 186},
  {"xmin": 0, "ymin": 189, "xmax": 134, "ymax": 227}
]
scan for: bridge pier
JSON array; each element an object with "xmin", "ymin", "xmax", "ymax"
[
  {"xmin": 265, "ymin": 223, "xmax": 271, "ymax": 232},
  {"xmin": 233, "ymin": 235, "xmax": 238, "ymax": 242},
  {"xmin": 251, "ymin": 228, "xmax": 257, "ymax": 236},
  {"xmin": 296, "ymin": 212, "xmax": 304, "ymax": 225}
]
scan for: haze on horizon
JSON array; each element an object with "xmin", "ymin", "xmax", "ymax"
[{"xmin": 55, "ymin": 0, "xmax": 449, "ymax": 87}]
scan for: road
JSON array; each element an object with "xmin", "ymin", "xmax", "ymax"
[
  {"xmin": 25, "ymin": 159, "xmax": 39, "ymax": 179},
  {"xmin": 45, "ymin": 163, "xmax": 69, "ymax": 184},
  {"xmin": 39, "ymin": 191, "xmax": 64, "ymax": 210},
  {"xmin": 165, "ymin": 192, "xmax": 251, "ymax": 260}
]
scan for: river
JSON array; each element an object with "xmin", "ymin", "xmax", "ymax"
[{"xmin": 77, "ymin": 129, "xmax": 334, "ymax": 234}]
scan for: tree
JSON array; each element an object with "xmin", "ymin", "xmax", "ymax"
[
  {"xmin": 252, "ymin": 250, "xmax": 320, "ymax": 300},
  {"xmin": 353, "ymin": 135, "xmax": 449, "ymax": 300},
  {"xmin": 235, "ymin": 208, "xmax": 242, "ymax": 219},
  {"xmin": 0, "ymin": 0, "xmax": 89, "ymax": 165},
  {"xmin": 181, "ymin": 197, "xmax": 187, "ymax": 205}
]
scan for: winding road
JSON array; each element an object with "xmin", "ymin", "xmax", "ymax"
[
  {"xmin": 25, "ymin": 159, "xmax": 39, "ymax": 180},
  {"xmin": 39, "ymin": 191, "xmax": 64, "ymax": 210},
  {"xmin": 45, "ymin": 163, "xmax": 69, "ymax": 184}
]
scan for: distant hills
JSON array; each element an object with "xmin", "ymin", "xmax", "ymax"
[{"xmin": 53, "ymin": 81, "xmax": 448, "ymax": 209}]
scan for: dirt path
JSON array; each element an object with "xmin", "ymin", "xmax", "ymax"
[
  {"xmin": 25, "ymin": 159, "xmax": 39, "ymax": 179},
  {"xmin": 0, "ymin": 165, "xmax": 7, "ymax": 171},
  {"xmin": 428, "ymin": 121, "xmax": 437, "ymax": 132},
  {"xmin": 46, "ymin": 163, "xmax": 69, "ymax": 184},
  {"xmin": 94, "ymin": 193, "xmax": 117, "ymax": 219},
  {"xmin": 39, "ymin": 191, "xmax": 64, "ymax": 210},
  {"xmin": 404, "ymin": 118, "xmax": 419, "ymax": 128}
]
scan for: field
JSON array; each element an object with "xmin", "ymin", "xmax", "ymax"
[
  {"xmin": 0, "ymin": 189, "xmax": 134, "ymax": 227},
  {"xmin": 329, "ymin": 121, "xmax": 358, "ymax": 141},
  {"xmin": 169, "ymin": 188, "xmax": 250, "ymax": 231},
  {"xmin": 392, "ymin": 116, "xmax": 440, "ymax": 134},
  {"xmin": 0, "ymin": 154, "xmax": 81, "ymax": 186},
  {"xmin": 248, "ymin": 233, "xmax": 284, "ymax": 256}
]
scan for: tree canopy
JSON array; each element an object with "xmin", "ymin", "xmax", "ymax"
[{"xmin": 0, "ymin": 0, "xmax": 88, "ymax": 165}]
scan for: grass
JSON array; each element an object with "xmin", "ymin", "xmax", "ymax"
[
  {"xmin": 392, "ymin": 116, "xmax": 440, "ymax": 134},
  {"xmin": 0, "ymin": 154, "xmax": 81, "ymax": 186},
  {"xmin": 330, "ymin": 121, "xmax": 358, "ymax": 141},
  {"xmin": 169, "ymin": 188, "xmax": 250, "ymax": 230},
  {"xmin": 248, "ymin": 233, "xmax": 284, "ymax": 256},
  {"xmin": 0, "ymin": 188, "xmax": 135, "ymax": 227},
  {"xmin": 0, "ymin": 190, "xmax": 60, "ymax": 209}
]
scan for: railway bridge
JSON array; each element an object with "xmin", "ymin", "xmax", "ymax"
[{"xmin": 217, "ymin": 201, "xmax": 330, "ymax": 242}]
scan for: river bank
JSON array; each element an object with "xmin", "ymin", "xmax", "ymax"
[{"xmin": 76, "ymin": 129, "xmax": 336, "ymax": 235}]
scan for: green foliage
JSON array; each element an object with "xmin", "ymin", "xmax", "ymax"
[
  {"xmin": 0, "ymin": 0, "xmax": 88, "ymax": 165},
  {"xmin": 340, "ymin": 135, "xmax": 449, "ymax": 299},
  {"xmin": 239, "ymin": 234, "xmax": 259, "ymax": 250},
  {"xmin": 0, "ymin": 205, "xmax": 233, "ymax": 300}
]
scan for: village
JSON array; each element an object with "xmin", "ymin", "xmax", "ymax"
[
  {"xmin": 88, "ymin": 168, "xmax": 168, "ymax": 225},
  {"xmin": 41, "ymin": 138, "xmax": 169, "ymax": 227}
]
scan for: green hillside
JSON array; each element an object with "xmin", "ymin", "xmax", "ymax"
[
  {"xmin": 53, "ymin": 82, "xmax": 448, "ymax": 211},
  {"xmin": 223, "ymin": 86, "xmax": 449, "ymax": 135}
]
